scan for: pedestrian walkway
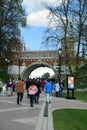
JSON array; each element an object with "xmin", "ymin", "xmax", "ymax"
[
  {"xmin": 0, "ymin": 92, "xmax": 47, "ymax": 130},
  {"xmin": 0, "ymin": 92, "xmax": 87, "ymax": 130}
]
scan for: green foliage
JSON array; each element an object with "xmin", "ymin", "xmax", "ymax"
[
  {"xmin": 42, "ymin": 72, "xmax": 50, "ymax": 79},
  {"xmin": 0, "ymin": 0, "xmax": 26, "ymax": 60},
  {"xmin": 63, "ymin": 62, "xmax": 87, "ymax": 90},
  {"xmin": 0, "ymin": 70, "xmax": 11, "ymax": 83},
  {"xmin": 75, "ymin": 63, "xmax": 87, "ymax": 89}
]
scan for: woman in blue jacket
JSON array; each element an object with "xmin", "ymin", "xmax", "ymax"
[{"xmin": 44, "ymin": 79, "xmax": 53, "ymax": 103}]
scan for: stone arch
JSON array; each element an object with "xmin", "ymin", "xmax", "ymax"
[{"xmin": 21, "ymin": 61, "xmax": 55, "ymax": 80}]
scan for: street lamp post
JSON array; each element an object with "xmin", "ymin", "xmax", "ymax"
[
  {"xmin": 5, "ymin": 58, "xmax": 10, "ymax": 74},
  {"xmin": 18, "ymin": 59, "xmax": 21, "ymax": 78},
  {"xmin": 58, "ymin": 48, "xmax": 62, "ymax": 81}
]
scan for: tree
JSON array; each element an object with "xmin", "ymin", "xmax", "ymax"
[
  {"xmin": 42, "ymin": 72, "xmax": 50, "ymax": 79},
  {"xmin": 42, "ymin": 0, "xmax": 87, "ymax": 77},
  {"xmin": 42, "ymin": 0, "xmax": 75, "ymax": 73},
  {"xmin": 70, "ymin": 0, "xmax": 87, "ymax": 78},
  {"xmin": 0, "ymin": 0, "xmax": 26, "ymax": 59},
  {"xmin": 0, "ymin": 0, "xmax": 26, "ymax": 70}
]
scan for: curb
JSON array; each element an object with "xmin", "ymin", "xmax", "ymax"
[
  {"xmin": 48, "ymin": 104, "xmax": 54, "ymax": 130},
  {"xmin": 35, "ymin": 102, "xmax": 45, "ymax": 130},
  {"xmin": 35, "ymin": 101, "xmax": 54, "ymax": 130}
]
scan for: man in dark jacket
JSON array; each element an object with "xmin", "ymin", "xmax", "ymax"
[
  {"xmin": 35, "ymin": 79, "xmax": 41, "ymax": 103},
  {"xmin": 26, "ymin": 78, "xmax": 31, "ymax": 98}
]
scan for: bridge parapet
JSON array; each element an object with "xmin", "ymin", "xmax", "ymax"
[{"xmin": 19, "ymin": 50, "xmax": 58, "ymax": 60}]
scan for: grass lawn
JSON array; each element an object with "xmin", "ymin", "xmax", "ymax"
[
  {"xmin": 75, "ymin": 91, "xmax": 87, "ymax": 102},
  {"xmin": 64, "ymin": 90, "xmax": 87, "ymax": 102},
  {"xmin": 53, "ymin": 109, "xmax": 87, "ymax": 130},
  {"xmin": 53, "ymin": 91, "xmax": 87, "ymax": 130}
]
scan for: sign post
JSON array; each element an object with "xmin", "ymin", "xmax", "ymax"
[{"xmin": 66, "ymin": 75, "xmax": 76, "ymax": 99}]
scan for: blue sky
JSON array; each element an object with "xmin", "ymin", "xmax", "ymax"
[
  {"xmin": 21, "ymin": 0, "xmax": 61, "ymax": 50},
  {"xmin": 21, "ymin": 27, "xmax": 45, "ymax": 50},
  {"xmin": 21, "ymin": 0, "xmax": 62, "ymax": 77}
]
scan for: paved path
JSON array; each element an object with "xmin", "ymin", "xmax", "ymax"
[
  {"xmin": 0, "ymin": 92, "xmax": 45, "ymax": 130},
  {"xmin": 0, "ymin": 92, "xmax": 87, "ymax": 130}
]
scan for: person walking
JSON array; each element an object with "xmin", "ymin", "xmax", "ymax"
[
  {"xmin": 26, "ymin": 78, "xmax": 31, "ymax": 98},
  {"xmin": 59, "ymin": 80, "xmax": 64, "ymax": 97},
  {"xmin": 28, "ymin": 80, "xmax": 38, "ymax": 107},
  {"xmin": 0, "ymin": 79, "xmax": 3, "ymax": 93},
  {"xmin": 15, "ymin": 78, "xmax": 25, "ymax": 105},
  {"xmin": 40, "ymin": 78, "xmax": 45, "ymax": 91},
  {"xmin": 44, "ymin": 78, "xmax": 53, "ymax": 103},
  {"xmin": 35, "ymin": 78, "xmax": 41, "ymax": 103},
  {"xmin": 7, "ymin": 79, "xmax": 13, "ymax": 96},
  {"xmin": 2, "ymin": 83, "xmax": 7, "ymax": 96},
  {"xmin": 55, "ymin": 80, "xmax": 60, "ymax": 97}
]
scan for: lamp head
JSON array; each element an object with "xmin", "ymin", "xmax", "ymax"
[{"xmin": 58, "ymin": 48, "xmax": 62, "ymax": 55}]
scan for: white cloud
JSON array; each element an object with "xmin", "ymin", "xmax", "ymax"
[
  {"xmin": 29, "ymin": 67, "xmax": 55, "ymax": 78},
  {"xmin": 22, "ymin": 0, "xmax": 62, "ymax": 27},
  {"xmin": 27, "ymin": 9, "xmax": 50, "ymax": 27},
  {"xmin": 22, "ymin": 0, "xmax": 44, "ymax": 13},
  {"xmin": 22, "ymin": 0, "xmax": 58, "ymax": 13}
]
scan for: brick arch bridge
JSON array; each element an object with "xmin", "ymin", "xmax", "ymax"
[
  {"xmin": 8, "ymin": 50, "xmax": 68, "ymax": 80},
  {"xmin": 21, "ymin": 61, "xmax": 54, "ymax": 80}
]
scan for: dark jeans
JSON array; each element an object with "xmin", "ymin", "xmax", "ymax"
[
  {"xmin": 59, "ymin": 88, "xmax": 63, "ymax": 97},
  {"xmin": 35, "ymin": 92, "xmax": 40, "ymax": 103},
  {"xmin": 56, "ymin": 92, "xmax": 59, "ymax": 97},
  {"xmin": 26, "ymin": 89, "xmax": 29, "ymax": 98},
  {"xmin": 29, "ymin": 95, "xmax": 35, "ymax": 107},
  {"xmin": 17, "ymin": 92, "xmax": 23, "ymax": 104}
]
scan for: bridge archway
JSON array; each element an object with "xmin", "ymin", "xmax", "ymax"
[{"xmin": 21, "ymin": 61, "xmax": 55, "ymax": 80}]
